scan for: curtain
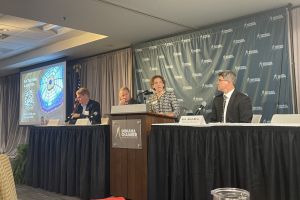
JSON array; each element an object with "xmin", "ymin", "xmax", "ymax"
[
  {"xmin": 292, "ymin": 6, "xmax": 300, "ymax": 113},
  {"xmin": 71, "ymin": 48, "xmax": 133, "ymax": 116},
  {"xmin": 0, "ymin": 74, "xmax": 29, "ymax": 156},
  {"xmin": 134, "ymin": 7, "xmax": 292, "ymax": 122}
]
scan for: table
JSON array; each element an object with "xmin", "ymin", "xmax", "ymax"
[
  {"xmin": 148, "ymin": 124, "xmax": 300, "ymax": 200},
  {"xmin": 25, "ymin": 125, "xmax": 110, "ymax": 200}
]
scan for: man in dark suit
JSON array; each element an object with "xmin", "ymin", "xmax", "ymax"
[
  {"xmin": 210, "ymin": 70, "xmax": 253, "ymax": 123},
  {"xmin": 70, "ymin": 87, "xmax": 101, "ymax": 124}
]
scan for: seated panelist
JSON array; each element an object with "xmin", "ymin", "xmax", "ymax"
[
  {"xmin": 210, "ymin": 70, "xmax": 253, "ymax": 123},
  {"xmin": 119, "ymin": 86, "xmax": 138, "ymax": 105},
  {"xmin": 147, "ymin": 75, "xmax": 180, "ymax": 118},
  {"xmin": 69, "ymin": 87, "xmax": 101, "ymax": 124}
]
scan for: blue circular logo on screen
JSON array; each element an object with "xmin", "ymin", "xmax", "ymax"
[{"xmin": 38, "ymin": 66, "xmax": 64, "ymax": 112}]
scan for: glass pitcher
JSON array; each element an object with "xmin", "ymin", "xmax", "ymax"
[{"xmin": 211, "ymin": 188, "xmax": 250, "ymax": 200}]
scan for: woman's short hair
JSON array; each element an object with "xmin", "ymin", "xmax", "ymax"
[
  {"xmin": 76, "ymin": 87, "xmax": 90, "ymax": 97},
  {"xmin": 150, "ymin": 75, "xmax": 166, "ymax": 88}
]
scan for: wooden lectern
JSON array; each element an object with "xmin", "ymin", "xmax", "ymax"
[{"xmin": 110, "ymin": 105, "xmax": 175, "ymax": 200}]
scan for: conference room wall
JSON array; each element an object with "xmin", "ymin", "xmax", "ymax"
[{"xmin": 134, "ymin": 6, "xmax": 294, "ymax": 122}]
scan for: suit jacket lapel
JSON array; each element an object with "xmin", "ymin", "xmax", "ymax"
[
  {"xmin": 227, "ymin": 90, "xmax": 237, "ymax": 112},
  {"xmin": 86, "ymin": 100, "xmax": 92, "ymax": 111}
]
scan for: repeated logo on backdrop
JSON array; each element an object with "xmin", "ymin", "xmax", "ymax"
[{"xmin": 134, "ymin": 7, "xmax": 293, "ymax": 121}]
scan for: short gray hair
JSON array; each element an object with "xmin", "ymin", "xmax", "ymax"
[
  {"xmin": 119, "ymin": 86, "xmax": 130, "ymax": 93},
  {"xmin": 218, "ymin": 70, "xmax": 236, "ymax": 84},
  {"xmin": 76, "ymin": 87, "xmax": 90, "ymax": 97}
]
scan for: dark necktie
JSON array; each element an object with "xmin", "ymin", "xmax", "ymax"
[{"xmin": 222, "ymin": 95, "xmax": 227, "ymax": 122}]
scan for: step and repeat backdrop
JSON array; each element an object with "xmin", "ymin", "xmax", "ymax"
[{"xmin": 134, "ymin": 7, "xmax": 293, "ymax": 122}]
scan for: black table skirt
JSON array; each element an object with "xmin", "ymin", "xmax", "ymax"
[
  {"xmin": 148, "ymin": 125, "xmax": 300, "ymax": 200},
  {"xmin": 25, "ymin": 125, "xmax": 110, "ymax": 200}
]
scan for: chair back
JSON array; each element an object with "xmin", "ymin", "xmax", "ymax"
[
  {"xmin": 251, "ymin": 114, "xmax": 262, "ymax": 123},
  {"xmin": 271, "ymin": 114, "xmax": 300, "ymax": 123},
  {"xmin": 0, "ymin": 154, "xmax": 17, "ymax": 200}
]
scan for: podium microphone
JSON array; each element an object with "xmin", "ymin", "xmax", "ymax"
[
  {"xmin": 137, "ymin": 89, "xmax": 153, "ymax": 97},
  {"xmin": 137, "ymin": 89, "xmax": 154, "ymax": 104}
]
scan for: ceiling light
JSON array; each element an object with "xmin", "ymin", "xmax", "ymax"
[
  {"xmin": 42, "ymin": 24, "xmax": 59, "ymax": 31},
  {"xmin": 0, "ymin": 28, "xmax": 9, "ymax": 32}
]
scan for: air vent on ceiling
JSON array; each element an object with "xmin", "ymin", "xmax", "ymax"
[{"xmin": 0, "ymin": 33, "xmax": 9, "ymax": 40}]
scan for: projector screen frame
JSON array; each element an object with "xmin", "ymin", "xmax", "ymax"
[{"xmin": 19, "ymin": 59, "xmax": 67, "ymax": 125}]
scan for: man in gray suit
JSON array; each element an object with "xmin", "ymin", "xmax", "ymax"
[{"xmin": 210, "ymin": 70, "xmax": 253, "ymax": 123}]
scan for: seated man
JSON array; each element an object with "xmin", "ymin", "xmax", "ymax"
[
  {"xmin": 210, "ymin": 70, "xmax": 253, "ymax": 123},
  {"xmin": 119, "ymin": 86, "xmax": 138, "ymax": 105},
  {"xmin": 70, "ymin": 87, "xmax": 101, "ymax": 124}
]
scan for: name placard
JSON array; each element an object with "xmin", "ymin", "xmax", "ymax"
[
  {"xmin": 75, "ymin": 118, "xmax": 91, "ymax": 126},
  {"xmin": 47, "ymin": 119, "xmax": 60, "ymax": 126},
  {"xmin": 179, "ymin": 115, "xmax": 206, "ymax": 124}
]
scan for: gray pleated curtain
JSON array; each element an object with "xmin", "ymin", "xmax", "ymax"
[
  {"xmin": 0, "ymin": 74, "xmax": 29, "ymax": 155},
  {"xmin": 71, "ymin": 48, "xmax": 133, "ymax": 116},
  {"xmin": 292, "ymin": 6, "xmax": 300, "ymax": 113}
]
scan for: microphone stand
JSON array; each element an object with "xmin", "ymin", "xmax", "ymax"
[
  {"xmin": 65, "ymin": 101, "xmax": 79, "ymax": 123},
  {"xmin": 194, "ymin": 108, "xmax": 200, "ymax": 115},
  {"xmin": 194, "ymin": 102, "xmax": 207, "ymax": 115},
  {"xmin": 194, "ymin": 106, "xmax": 204, "ymax": 115},
  {"xmin": 137, "ymin": 90, "xmax": 153, "ymax": 104}
]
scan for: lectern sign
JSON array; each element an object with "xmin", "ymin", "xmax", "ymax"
[{"xmin": 112, "ymin": 119, "xmax": 142, "ymax": 149}]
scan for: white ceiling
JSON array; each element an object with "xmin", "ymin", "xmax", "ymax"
[{"xmin": 0, "ymin": 0, "xmax": 299, "ymax": 76}]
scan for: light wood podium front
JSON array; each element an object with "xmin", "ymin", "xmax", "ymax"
[{"xmin": 110, "ymin": 112, "xmax": 175, "ymax": 200}]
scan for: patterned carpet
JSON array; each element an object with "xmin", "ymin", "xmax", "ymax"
[{"xmin": 16, "ymin": 185, "xmax": 80, "ymax": 200}]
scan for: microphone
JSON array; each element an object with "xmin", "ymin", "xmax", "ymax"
[
  {"xmin": 74, "ymin": 98, "xmax": 79, "ymax": 105},
  {"xmin": 198, "ymin": 101, "xmax": 207, "ymax": 111},
  {"xmin": 194, "ymin": 101, "xmax": 207, "ymax": 115},
  {"xmin": 65, "ymin": 114, "xmax": 72, "ymax": 122},
  {"xmin": 65, "ymin": 99, "xmax": 80, "ymax": 122},
  {"xmin": 89, "ymin": 112, "xmax": 98, "ymax": 119},
  {"xmin": 137, "ymin": 89, "xmax": 154, "ymax": 104},
  {"xmin": 144, "ymin": 90, "xmax": 153, "ymax": 95},
  {"xmin": 137, "ymin": 89, "xmax": 153, "ymax": 96},
  {"xmin": 89, "ymin": 111, "xmax": 99, "ymax": 124}
]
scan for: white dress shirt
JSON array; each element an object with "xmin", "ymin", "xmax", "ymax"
[{"xmin": 223, "ymin": 89, "xmax": 234, "ymax": 123}]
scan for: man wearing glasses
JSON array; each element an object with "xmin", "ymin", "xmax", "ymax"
[{"xmin": 209, "ymin": 70, "xmax": 253, "ymax": 123}]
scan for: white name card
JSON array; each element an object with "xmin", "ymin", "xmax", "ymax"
[
  {"xmin": 179, "ymin": 115, "xmax": 206, "ymax": 124},
  {"xmin": 47, "ymin": 119, "xmax": 60, "ymax": 126},
  {"xmin": 75, "ymin": 118, "xmax": 91, "ymax": 126}
]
